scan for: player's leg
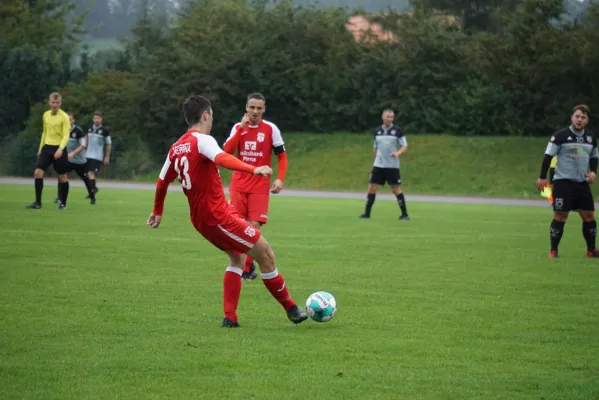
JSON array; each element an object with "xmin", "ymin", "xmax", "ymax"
[
  {"xmin": 86, "ymin": 160, "xmax": 100, "ymax": 198},
  {"xmin": 75, "ymin": 164, "xmax": 95, "ymax": 204},
  {"xmin": 247, "ymin": 235, "xmax": 308, "ymax": 324},
  {"xmin": 575, "ymin": 183, "xmax": 598, "ymax": 257},
  {"xmin": 27, "ymin": 149, "xmax": 52, "ymax": 208},
  {"xmin": 244, "ymin": 193, "xmax": 270, "ymax": 280},
  {"xmin": 54, "ymin": 152, "xmax": 70, "ymax": 209},
  {"xmin": 549, "ymin": 180, "xmax": 571, "ymax": 258},
  {"xmin": 228, "ymin": 191, "xmax": 255, "ymax": 278},
  {"xmin": 390, "ymin": 168, "xmax": 409, "ymax": 220},
  {"xmin": 221, "ymin": 250, "xmax": 246, "ymax": 328},
  {"xmin": 360, "ymin": 167, "xmax": 383, "ymax": 218}
]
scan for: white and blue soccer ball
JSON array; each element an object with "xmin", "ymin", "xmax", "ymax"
[{"xmin": 305, "ymin": 291, "xmax": 337, "ymax": 322}]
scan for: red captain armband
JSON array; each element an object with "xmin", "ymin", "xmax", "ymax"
[{"xmin": 152, "ymin": 178, "xmax": 170, "ymax": 216}]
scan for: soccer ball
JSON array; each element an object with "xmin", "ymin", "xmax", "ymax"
[{"xmin": 305, "ymin": 291, "xmax": 337, "ymax": 322}]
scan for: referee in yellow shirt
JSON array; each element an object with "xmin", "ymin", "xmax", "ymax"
[{"xmin": 26, "ymin": 92, "xmax": 72, "ymax": 210}]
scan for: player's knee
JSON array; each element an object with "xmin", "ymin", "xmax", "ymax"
[
  {"xmin": 57, "ymin": 174, "xmax": 68, "ymax": 183},
  {"xmin": 88, "ymin": 172, "xmax": 95, "ymax": 179},
  {"xmin": 249, "ymin": 237, "xmax": 276, "ymax": 273},
  {"xmin": 392, "ymin": 186, "xmax": 402, "ymax": 195},
  {"xmin": 580, "ymin": 211, "xmax": 595, "ymax": 222},
  {"xmin": 368, "ymin": 185, "xmax": 377, "ymax": 194},
  {"xmin": 227, "ymin": 252, "xmax": 245, "ymax": 269},
  {"xmin": 554, "ymin": 211, "xmax": 569, "ymax": 222},
  {"xmin": 34, "ymin": 169, "xmax": 44, "ymax": 178}
]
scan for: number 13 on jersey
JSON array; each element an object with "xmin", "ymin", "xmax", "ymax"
[{"xmin": 174, "ymin": 156, "xmax": 192, "ymax": 189}]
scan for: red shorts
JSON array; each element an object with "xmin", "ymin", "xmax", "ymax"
[
  {"xmin": 197, "ymin": 212, "xmax": 262, "ymax": 255},
  {"xmin": 229, "ymin": 191, "xmax": 270, "ymax": 224}
]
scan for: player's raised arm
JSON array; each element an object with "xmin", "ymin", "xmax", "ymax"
[
  {"xmin": 223, "ymin": 114, "xmax": 250, "ymax": 154},
  {"xmin": 195, "ymin": 133, "xmax": 272, "ymax": 176},
  {"xmin": 148, "ymin": 154, "xmax": 177, "ymax": 228}
]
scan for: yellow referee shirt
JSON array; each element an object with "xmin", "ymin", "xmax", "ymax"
[{"xmin": 39, "ymin": 109, "xmax": 70, "ymax": 152}]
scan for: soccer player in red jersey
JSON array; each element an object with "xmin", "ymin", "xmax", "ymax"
[
  {"xmin": 147, "ymin": 95, "xmax": 307, "ymax": 328},
  {"xmin": 223, "ymin": 93, "xmax": 287, "ymax": 280}
]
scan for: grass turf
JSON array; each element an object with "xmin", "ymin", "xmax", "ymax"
[{"xmin": 1, "ymin": 184, "xmax": 599, "ymax": 399}]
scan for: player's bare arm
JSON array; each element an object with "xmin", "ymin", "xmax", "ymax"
[{"xmin": 223, "ymin": 114, "xmax": 250, "ymax": 154}]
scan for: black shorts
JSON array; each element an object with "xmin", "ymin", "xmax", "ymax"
[
  {"xmin": 35, "ymin": 145, "xmax": 69, "ymax": 174},
  {"xmin": 87, "ymin": 159, "xmax": 103, "ymax": 174},
  {"xmin": 369, "ymin": 167, "xmax": 401, "ymax": 186},
  {"xmin": 67, "ymin": 162, "xmax": 87, "ymax": 179},
  {"xmin": 552, "ymin": 179, "xmax": 595, "ymax": 212}
]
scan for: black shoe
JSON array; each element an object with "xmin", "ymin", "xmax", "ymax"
[
  {"xmin": 58, "ymin": 203, "xmax": 67, "ymax": 210},
  {"xmin": 286, "ymin": 305, "xmax": 308, "ymax": 325},
  {"xmin": 242, "ymin": 263, "xmax": 258, "ymax": 281},
  {"xmin": 221, "ymin": 318, "xmax": 240, "ymax": 328},
  {"xmin": 359, "ymin": 214, "xmax": 370, "ymax": 219},
  {"xmin": 399, "ymin": 215, "xmax": 410, "ymax": 221},
  {"xmin": 90, "ymin": 198, "xmax": 96, "ymax": 205},
  {"xmin": 26, "ymin": 202, "xmax": 41, "ymax": 209},
  {"xmin": 85, "ymin": 187, "xmax": 99, "ymax": 199},
  {"xmin": 53, "ymin": 198, "xmax": 60, "ymax": 204}
]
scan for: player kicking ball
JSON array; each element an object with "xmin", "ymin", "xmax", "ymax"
[{"xmin": 147, "ymin": 95, "xmax": 307, "ymax": 328}]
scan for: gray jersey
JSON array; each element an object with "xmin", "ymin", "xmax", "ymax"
[
  {"xmin": 86, "ymin": 125, "xmax": 112, "ymax": 161},
  {"xmin": 373, "ymin": 124, "xmax": 407, "ymax": 169},
  {"xmin": 545, "ymin": 126, "xmax": 598, "ymax": 182},
  {"xmin": 66, "ymin": 125, "xmax": 87, "ymax": 165}
]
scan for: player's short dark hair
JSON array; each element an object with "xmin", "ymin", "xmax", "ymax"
[
  {"xmin": 93, "ymin": 111, "xmax": 103, "ymax": 117},
  {"xmin": 247, "ymin": 93, "xmax": 266, "ymax": 103},
  {"xmin": 182, "ymin": 95, "xmax": 212, "ymax": 125},
  {"xmin": 572, "ymin": 104, "xmax": 590, "ymax": 117}
]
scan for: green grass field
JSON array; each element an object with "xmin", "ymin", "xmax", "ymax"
[
  {"xmin": 134, "ymin": 133, "xmax": 593, "ymax": 199},
  {"xmin": 2, "ymin": 184, "xmax": 599, "ymax": 399}
]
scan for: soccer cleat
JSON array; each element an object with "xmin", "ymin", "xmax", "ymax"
[
  {"xmin": 586, "ymin": 249, "xmax": 599, "ymax": 258},
  {"xmin": 86, "ymin": 187, "xmax": 99, "ymax": 199},
  {"xmin": 58, "ymin": 203, "xmax": 67, "ymax": 210},
  {"xmin": 549, "ymin": 250, "xmax": 559, "ymax": 258},
  {"xmin": 53, "ymin": 198, "xmax": 60, "ymax": 204},
  {"xmin": 26, "ymin": 202, "xmax": 41, "ymax": 209},
  {"xmin": 90, "ymin": 198, "xmax": 96, "ymax": 205},
  {"xmin": 399, "ymin": 215, "xmax": 410, "ymax": 221},
  {"xmin": 359, "ymin": 214, "xmax": 370, "ymax": 219},
  {"xmin": 221, "ymin": 318, "xmax": 240, "ymax": 328},
  {"xmin": 286, "ymin": 305, "xmax": 308, "ymax": 325},
  {"xmin": 242, "ymin": 262, "xmax": 258, "ymax": 281}
]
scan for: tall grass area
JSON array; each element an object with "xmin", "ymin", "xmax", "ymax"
[{"xmin": 138, "ymin": 134, "xmax": 574, "ymax": 198}]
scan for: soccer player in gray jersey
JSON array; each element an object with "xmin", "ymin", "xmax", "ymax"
[
  {"xmin": 54, "ymin": 113, "xmax": 96, "ymax": 204},
  {"xmin": 86, "ymin": 111, "xmax": 112, "ymax": 198},
  {"xmin": 360, "ymin": 109, "xmax": 409, "ymax": 220},
  {"xmin": 536, "ymin": 104, "xmax": 599, "ymax": 258}
]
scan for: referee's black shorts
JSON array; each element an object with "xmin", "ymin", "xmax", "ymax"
[
  {"xmin": 35, "ymin": 145, "xmax": 69, "ymax": 174},
  {"xmin": 369, "ymin": 167, "xmax": 401, "ymax": 187},
  {"xmin": 552, "ymin": 179, "xmax": 595, "ymax": 212}
]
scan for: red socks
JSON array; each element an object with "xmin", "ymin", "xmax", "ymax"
[
  {"xmin": 261, "ymin": 269, "xmax": 296, "ymax": 311},
  {"xmin": 223, "ymin": 266, "xmax": 243, "ymax": 322},
  {"xmin": 243, "ymin": 256, "xmax": 254, "ymax": 273}
]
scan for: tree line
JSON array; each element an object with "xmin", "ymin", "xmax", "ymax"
[{"xmin": 1, "ymin": 0, "xmax": 598, "ymax": 178}]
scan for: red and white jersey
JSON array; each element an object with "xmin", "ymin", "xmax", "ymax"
[
  {"xmin": 158, "ymin": 130, "xmax": 229, "ymax": 228},
  {"xmin": 226, "ymin": 119, "xmax": 284, "ymax": 194}
]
